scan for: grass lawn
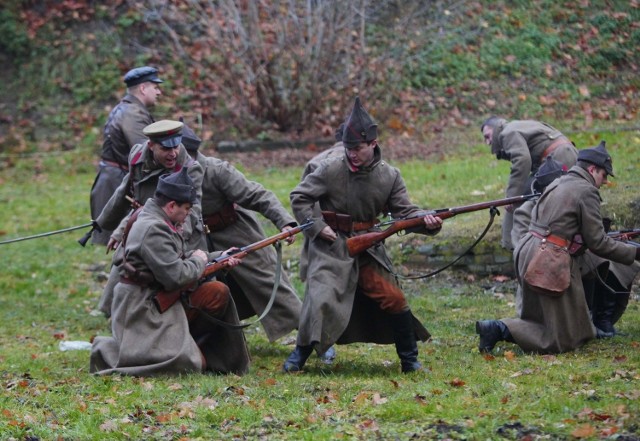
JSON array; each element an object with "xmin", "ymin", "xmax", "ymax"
[{"xmin": 0, "ymin": 130, "xmax": 638, "ymax": 440}]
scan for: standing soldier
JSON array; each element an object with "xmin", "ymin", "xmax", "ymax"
[
  {"xmin": 91, "ymin": 168, "xmax": 250, "ymax": 376},
  {"xmin": 480, "ymin": 116, "xmax": 578, "ymax": 250},
  {"xmin": 283, "ymin": 97, "xmax": 442, "ymax": 374},
  {"xmin": 90, "ymin": 66, "xmax": 163, "ymax": 245}
]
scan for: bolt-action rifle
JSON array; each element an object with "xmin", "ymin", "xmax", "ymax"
[
  {"xmin": 154, "ymin": 220, "xmax": 314, "ymax": 312},
  {"xmin": 346, "ymin": 194, "xmax": 539, "ymax": 257},
  {"xmin": 608, "ymin": 229, "xmax": 640, "ymax": 242},
  {"xmin": 570, "ymin": 228, "xmax": 640, "ymax": 254}
]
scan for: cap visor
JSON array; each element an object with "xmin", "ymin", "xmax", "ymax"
[{"xmin": 159, "ymin": 136, "xmax": 182, "ymax": 148}]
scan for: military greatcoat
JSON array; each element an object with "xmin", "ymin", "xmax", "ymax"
[
  {"xmin": 504, "ymin": 166, "xmax": 636, "ymax": 353},
  {"xmin": 90, "ymin": 199, "xmax": 250, "ymax": 376},
  {"xmin": 97, "ymin": 142, "xmax": 206, "ymax": 317},
  {"xmin": 90, "ymin": 94, "xmax": 154, "ymax": 244},
  {"xmin": 298, "ymin": 144, "xmax": 345, "ymax": 281},
  {"xmin": 196, "ymin": 152, "xmax": 302, "ymax": 342},
  {"xmin": 290, "ymin": 147, "xmax": 434, "ymax": 354},
  {"xmin": 491, "ymin": 120, "xmax": 578, "ymax": 249}
]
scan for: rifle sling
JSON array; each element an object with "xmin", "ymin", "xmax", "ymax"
[
  {"xmin": 394, "ymin": 207, "xmax": 499, "ymax": 280},
  {"xmin": 183, "ymin": 241, "xmax": 284, "ymax": 330}
]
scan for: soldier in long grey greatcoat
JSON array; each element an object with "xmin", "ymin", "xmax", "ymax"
[
  {"xmin": 476, "ymin": 142, "xmax": 639, "ymax": 354},
  {"xmin": 90, "ymin": 168, "xmax": 250, "ymax": 376},
  {"xmin": 179, "ymin": 123, "xmax": 302, "ymax": 343},
  {"xmin": 95, "ymin": 120, "xmax": 206, "ymax": 317},
  {"xmin": 481, "ymin": 117, "xmax": 579, "ymax": 250},
  {"xmin": 283, "ymin": 98, "xmax": 443, "ymax": 374},
  {"xmin": 90, "ymin": 66, "xmax": 162, "ymax": 245},
  {"xmin": 511, "ymin": 156, "xmax": 640, "ymax": 337}
]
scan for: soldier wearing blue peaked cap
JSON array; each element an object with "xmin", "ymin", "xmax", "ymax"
[
  {"xmin": 90, "ymin": 66, "xmax": 164, "ymax": 245},
  {"xmin": 124, "ymin": 66, "xmax": 163, "ymax": 88}
]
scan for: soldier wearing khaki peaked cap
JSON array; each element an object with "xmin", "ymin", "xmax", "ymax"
[
  {"xmin": 94, "ymin": 119, "xmax": 206, "ymax": 318},
  {"xmin": 90, "ymin": 66, "xmax": 163, "ymax": 245}
]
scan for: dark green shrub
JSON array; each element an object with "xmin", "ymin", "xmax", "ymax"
[{"xmin": 0, "ymin": 9, "xmax": 31, "ymax": 60}]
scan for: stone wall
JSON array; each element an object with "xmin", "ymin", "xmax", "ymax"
[{"xmin": 398, "ymin": 236, "xmax": 515, "ymax": 277}]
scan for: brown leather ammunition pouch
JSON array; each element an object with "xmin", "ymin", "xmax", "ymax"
[
  {"xmin": 568, "ymin": 233, "xmax": 586, "ymax": 256},
  {"xmin": 153, "ymin": 290, "xmax": 184, "ymax": 313},
  {"xmin": 524, "ymin": 231, "xmax": 571, "ymax": 296},
  {"xmin": 203, "ymin": 203, "xmax": 239, "ymax": 232},
  {"xmin": 121, "ymin": 262, "xmax": 155, "ymax": 285}
]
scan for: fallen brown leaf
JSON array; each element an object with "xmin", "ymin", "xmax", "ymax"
[
  {"xmin": 352, "ymin": 391, "xmax": 369, "ymax": 405},
  {"xmin": 571, "ymin": 423, "xmax": 596, "ymax": 438},
  {"xmin": 613, "ymin": 355, "xmax": 627, "ymax": 363},
  {"xmin": 414, "ymin": 394, "xmax": 428, "ymax": 405}
]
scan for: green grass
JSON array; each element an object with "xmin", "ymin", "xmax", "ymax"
[{"xmin": 0, "ymin": 130, "xmax": 639, "ymax": 439}]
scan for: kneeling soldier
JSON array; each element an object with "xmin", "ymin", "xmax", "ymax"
[{"xmin": 90, "ymin": 168, "xmax": 250, "ymax": 376}]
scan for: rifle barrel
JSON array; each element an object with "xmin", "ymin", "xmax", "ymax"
[
  {"xmin": 346, "ymin": 193, "xmax": 538, "ymax": 257},
  {"xmin": 203, "ymin": 220, "xmax": 313, "ymax": 276}
]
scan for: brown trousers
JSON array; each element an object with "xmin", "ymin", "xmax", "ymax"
[
  {"xmin": 358, "ymin": 255, "xmax": 408, "ymax": 314},
  {"xmin": 184, "ymin": 281, "xmax": 230, "ymax": 322},
  {"xmin": 184, "ymin": 281, "xmax": 231, "ymax": 370}
]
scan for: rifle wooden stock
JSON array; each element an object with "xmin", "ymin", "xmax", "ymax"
[
  {"xmin": 346, "ymin": 194, "xmax": 538, "ymax": 257},
  {"xmin": 154, "ymin": 221, "xmax": 313, "ymax": 313}
]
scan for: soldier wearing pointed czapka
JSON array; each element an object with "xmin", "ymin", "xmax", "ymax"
[
  {"xmin": 284, "ymin": 97, "xmax": 443, "ymax": 374},
  {"xmin": 476, "ymin": 141, "xmax": 640, "ymax": 355},
  {"xmin": 91, "ymin": 167, "xmax": 250, "ymax": 376}
]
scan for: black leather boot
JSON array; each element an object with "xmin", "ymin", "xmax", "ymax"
[
  {"xmin": 476, "ymin": 320, "xmax": 513, "ymax": 353},
  {"xmin": 593, "ymin": 293, "xmax": 617, "ymax": 338},
  {"xmin": 390, "ymin": 310, "xmax": 423, "ymax": 373},
  {"xmin": 283, "ymin": 345, "xmax": 314, "ymax": 373},
  {"xmin": 593, "ymin": 273, "xmax": 630, "ymax": 338},
  {"xmin": 317, "ymin": 346, "xmax": 336, "ymax": 364}
]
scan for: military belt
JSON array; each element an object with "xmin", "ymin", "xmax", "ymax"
[
  {"xmin": 541, "ymin": 136, "xmax": 572, "ymax": 161},
  {"xmin": 530, "ymin": 230, "xmax": 571, "ymax": 249},
  {"xmin": 322, "ymin": 211, "xmax": 378, "ymax": 233},
  {"xmin": 203, "ymin": 203, "xmax": 239, "ymax": 232}
]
